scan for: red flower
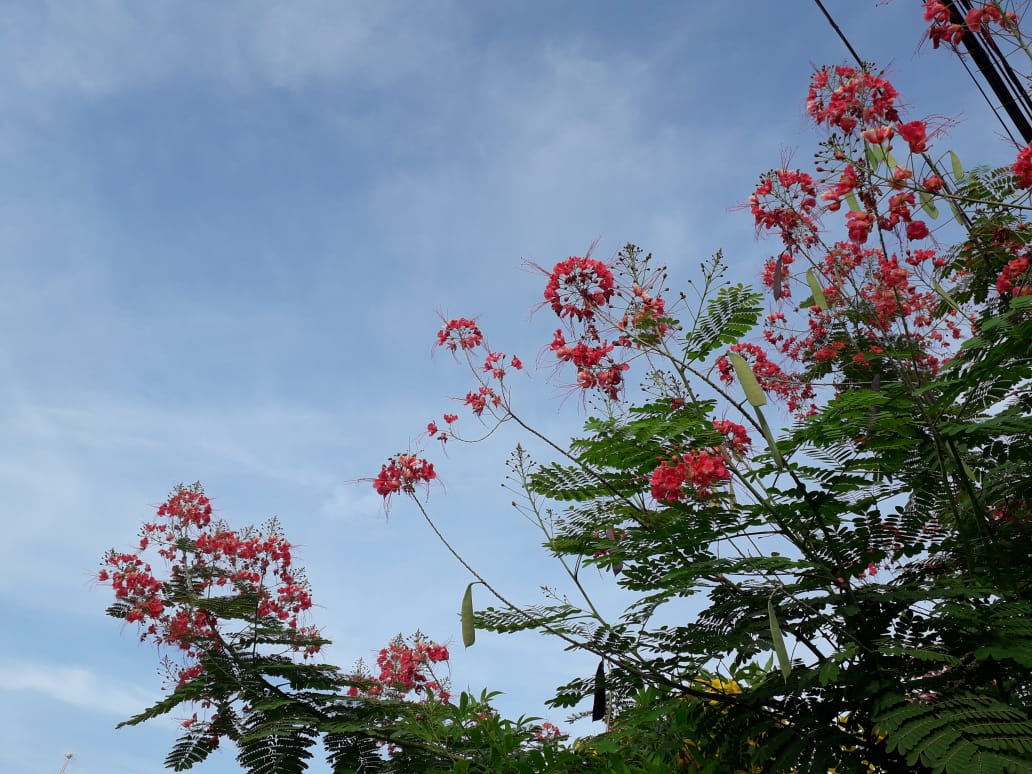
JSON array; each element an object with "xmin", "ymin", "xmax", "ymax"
[
  {"xmin": 897, "ymin": 120, "xmax": 930, "ymax": 153},
  {"xmin": 1014, "ymin": 144, "xmax": 1032, "ymax": 189},
  {"xmin": 966, "ymin": 4, "xmax": 1002, "ymax": 32},
  {"xmin": 650, "ymin": 458, "xmax": 688, "ymax": 503},
  {"xmin": 713, "ymin": 420, "xmax": 751, "ymax": 454},
  {"xmin": 923, "ymin": 0, "xmax": 950, "ymax": 23},
  {"xmin": 862, "ymin": 125, "xmax": 895, "ymax": 144},
  {"xmin": 906, "ymin": 220, "xmax": 930, "ymax": 241},
  {"xmin": 750, "ymin": 170, "xmax": 819, "ymax": 251},
  {"xmin": 996, "ymin": 256, "xmax": 1030, "ymax": 294},
  {"xmin": 846, "ymin": 210, "xmax": 875, "ymax": 244},
  {"xmin": 543, "ymin": 256, "xmax": 615, "ymax": 321}
]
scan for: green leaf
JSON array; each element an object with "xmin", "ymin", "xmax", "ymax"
[
  {"xmin": 845, "ymin": 192, "xmax": 861, "ymax": 212},
  {"xmin": 768, "ymin": 596, "xmax": 791, "ymax": 680},
  {"xmin": 683, "ymin": 282, "xmax": 763, "ymax": 362},
  {"xmin": 461, "ymin": 583, "xmax": 476, "ymax": 648},
  {"xmin": 729, "ymin": 351, "xmax": 767, "ymax": 407}
]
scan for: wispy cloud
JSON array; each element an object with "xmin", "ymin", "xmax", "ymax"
[
  {"xmin": 0, "ymin": 0, "xmax": 458, "ymax": 107},
  {"xmin": 0, "ymin": 662, "xmax": 153, "ymax": 717}
]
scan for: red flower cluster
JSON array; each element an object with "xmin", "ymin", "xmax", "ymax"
[
  {"xmin": 1014, "ymin": 144, "xmax": 1032, "ymax": 189},
  {"xmin": 347, "ymin": 635, "xmax": 451, "ymax": 703},
  {"xmin": 464, "ymin": 385, "xmax": 502, "ymax": 415},
  {"xmin": 806, "ymin": 65, "xmax": 900, "ymax": 134},
  {"xmin": 616, "ymin": 284, "xmax": 669, "ymax": 341},
  {"xmin": 750, "ymin": 170, "xmax": 819, "ymax": 254},
  {"xmin": 543, "ymin": 256, "xmax": 616, "ymax": 321},
  {"xmin": 537, "ymin": 251, "xmax": 671, "ymax": 401},
  {"xmin": 996, "ymin": 255, "xmax": 1031, "ymax": 295},
  {"xmin": 534, "ymin": 722, "xmax": 564, "ymax": 742},
  {"xmin": 717, "ymin": 342, "xmax": 816, "ymax": 416},
  {"xmin": 760, "ymin": 240, "xmax": 962, "ymax": 388},
  {"xmin": 650, "ymin": 450, "xmax": 731, "ymax": 502},
  {"xmin": 436, "ymin": 317, "xmax": 484, "ymax": 352},
  {"xmin": 713, "ymin": 420, "xmax": 751, "ymax": 455},
  {"xmin": 748, "ymin": 63, "xmax": 971, "ymax": 401},
  {"xmin": 98, "ymin": 485, "xmax": 322, "ymax": 690},
  {"xmin": 483, "ymin": 351, "xmax": 523, "ymax": 381},
  {"xmin": 550, "ymin": 328, "xmax": 628, "ymax": 400},
  {"xmin": 373, "ymin": 453, "xmax": 437, "ymax": 498},
  {"xmin": 157, "ymin": 486, "xmax": 213, "ymax": 529},
  {"xmin": 924, "ymin": 1, "xmax": 1013, "ymax": 48}
]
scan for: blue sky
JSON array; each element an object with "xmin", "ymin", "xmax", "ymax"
[{"xmin": 0, "ymin": 2, "xmax": 1015, "ymax": 772}]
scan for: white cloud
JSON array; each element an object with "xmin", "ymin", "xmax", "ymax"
[
  {"xmin": 319, "ymin": 481, "xmax": 383, "ymax": 522},
  {"xmin": 0, "ymin": 662, "xmax": 153, "ymax": 717}
]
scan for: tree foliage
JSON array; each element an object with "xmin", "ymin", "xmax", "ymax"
[{"xmin": 99, "ymin": 4, "xmax": 1032, "ymax": 772}]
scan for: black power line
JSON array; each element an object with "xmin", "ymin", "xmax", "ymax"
[
  {"xmin": 814, "ymin": 0, "xmax": 1032, "ymax": 146},
  {"xmin": 946, "ymin": 0, "xmax": 1032, "ymax": 144}
]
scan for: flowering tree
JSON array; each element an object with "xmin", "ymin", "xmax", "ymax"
[{"xmin": 101, "ymin": 3, "xmax": 1032, "ymax": 772}]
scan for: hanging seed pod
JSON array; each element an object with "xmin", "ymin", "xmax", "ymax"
[
  {"xmin": 461, "ymin": 583, "xmax": 476, "ymax": 648},
  {"xmin": 729, "ymin": 351, "xmax": 767, "ymax": 407},
  {"xmin": 806, "ymin": 269, "xmax": 829, "ymax": 311},
  {"xmin": 768, "ymin": 596, "xmax": 791, "ymax": 680},
  {"xmin": 591, "ymin": 660, "xmax": 607, "ymax": 722}
]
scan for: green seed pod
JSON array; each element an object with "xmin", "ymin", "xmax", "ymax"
[
  {"xmin": 461, "ymin": 583, "xmax": 476, "ymax": 648},
  {"xmin": 729, "ymin": 351, "xmax": 767, "ymax": 407}
]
